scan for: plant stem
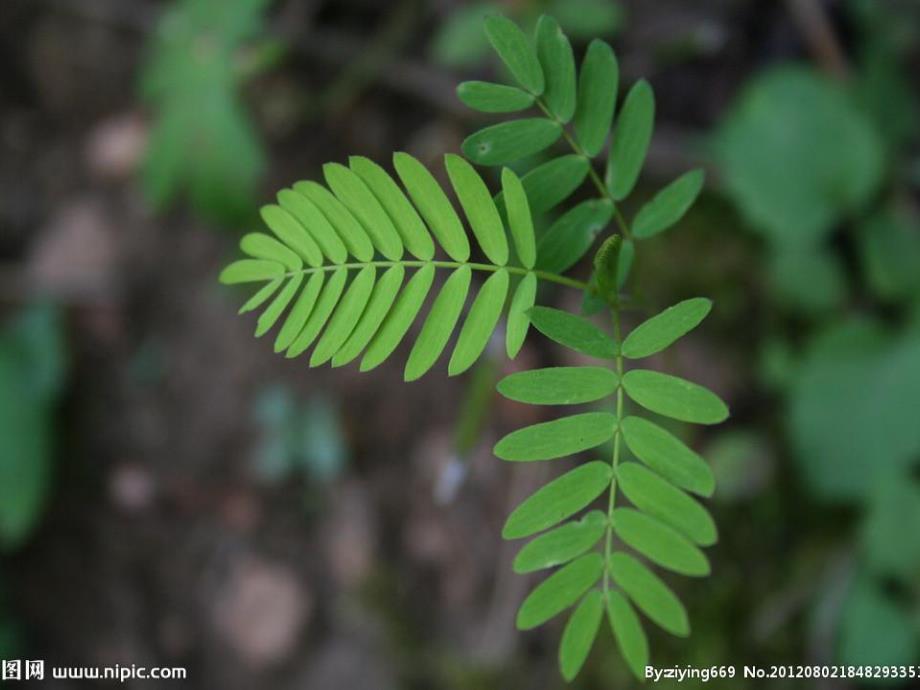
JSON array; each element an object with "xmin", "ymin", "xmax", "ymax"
[
  {"xmin": 602, "ymin": 298, "xmax": 625, "ymax": 599},
  {"xmin": 281, "ymin": 260, "xmax": 589, "ymax": 292}
]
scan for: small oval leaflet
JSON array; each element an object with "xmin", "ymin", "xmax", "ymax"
[
  {"xmin": 505, "ymin": 272, "xmax": 536, "ymax": 358},
  {"xmin": 494, "ymin": 412, "xmax": 617, "ymax": 462},
  {"xmin": 483, "ymin": 14, "xmax": 545, "ymax": 94},
  {"xmin": 448, "ymin": 269, "xmax": 509, "ymax": 376},
  {"xmin": 527, "ymin": 306, "xmax": 617, "ymax": 359},
  {"xmin": 617, "ymin": 462, "xmax": 717, "ymax": 546},
  {"xmin": 633, "ymin": 169, "xmax": 705, "ymax": 239},
  {"xmin": 606, "ymin": 79, "xmax": 655, "ymax": 201},
  {"xmin": 445, "ymin": 154, "xmax": 509, "ymax": 266},
  {"xmin": 513, "ymin": 511, "xmax": 607, "ymax": 573},
  {"xmin": 502, "ymin": 461, "xmax": 612, "ymax": 538},
  {"xmin": 619, "ymin": 415, "xmax": 715, "ymax": 496},
  {"xmin": 607, "ymin": 591, "xmax": 649, "ymax": 680},
  {"xmin": 623, "ymin": 370, "xmax": 729, "ymax": 425},
  {"xmin": 497, "ymin": 366, "xmax": 618, "ymax": 405},
  {"xmin": 501, "ymin": 168, "xmax": 536, "ymax": 269},
  {"xmin": 574, "ymin": 39, "xmax": 619, "ymax": 157},
  {"xmin": 462, "ymin": 119, "xmax": 562, "ymax": 166},
  {"xmin": 456, "ymin": 81, "xmax": 535, "ymax": 113},
  {"xmin": 516, "ymin": 553, "xmax": 604, "ymax": 630},
  {"xmin": 621, "ymin": 297, "xmax": 713, "ymax": 359},
  {"xmin": 535, "ymin": 15, "xmax": 576, "ymax": 122},
  {"xmin": 404, "ymin": 266, "xmax": 471, "ymax": 381},
  {"xmin": 612, "ymin": 507, "xmax": 710, "ymax": 577},
  {"xmin": 609, "ymin": 552, "xmax": 690, "ymax": 637},
  {"xmin": 559, "ymin": 590, "xmax": 604, "ymax": 681}
]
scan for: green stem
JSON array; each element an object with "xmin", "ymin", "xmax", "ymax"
[
  {"xmin": 281, "ymin": 260, "xmax": 589, "ymax": 292},
  {"xmin": 602, "ymin": 299, "xmax": 625, "ymax": 598}
]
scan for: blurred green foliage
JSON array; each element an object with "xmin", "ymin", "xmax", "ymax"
[
  {"xmin": 141, "ymin": 0, "xmax": 278, "ymax": 225},
  {"xmin": 430, "ymin": 0, "xmax": 622, "ymax": 68},
  {"xmin": 0, "ymin": 305, "xmax": 65, "ymax": 551},
  {"xmin": 252, "ymin": 385, "xmax": 348, "ymax": 486}
]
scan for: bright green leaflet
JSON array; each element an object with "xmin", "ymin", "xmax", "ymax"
[
  {"xmin": 560, "ymin": 590, "xmax": 604, "ymax": 681},
  {"xmin": 457, "ymin": 81, "xmax": 535, "ymax": 113},
  {"xmin": 505, "ymin": 272, "xmax": 537, "ymax": 359},
  {"xmin": 494, "ymin": 412, "xmax": 617, "ymax": 462},
  {"xmin": 497, "ymin": 367, "xmax": 618, "ymax": 405},
  {"xmin": 606, "ymin": 79, "xmax": 655, "ymax": 200},
  {"xmin": 621, "ymin": 297, "xmax": 712, "ymax": 359},
  {"xmin": 513, "ymin": 511, "xmax": 607, "ymax": 573}
]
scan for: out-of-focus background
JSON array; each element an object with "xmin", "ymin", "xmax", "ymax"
[{"xmin": 1, "ymin": 0, "xmax": 918, "ymax": 687}]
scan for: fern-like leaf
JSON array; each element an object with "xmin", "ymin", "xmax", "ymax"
[{"xmin": 220, "ymin": 154, "xmax": 569, "ymax": 380}]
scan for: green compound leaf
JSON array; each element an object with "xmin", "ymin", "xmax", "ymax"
[
  {"xmin": 609, "ymin": 552, "xmax": 690, "ymax": 637},
  {"xmin": 617, "ymin": 463, "xmax": 717, "ymax": 546},
  {"xmin": 607, "ymin": 591, "xmax": 649, "ymax": 680},
  {"xmin": 349, "ymin": 156, "xmax": 435, "ymax": 260},
  {"xmin": 621, "ymin": 297, "xmax": 713, "ymax": 359},
  {"xmin": 620, "ymin": 416, "xmax": 715, "ymax": 497},
  {"xmin": 495, "ymin": 155, "xmax": 589, "ymax": 217},
  {"xmin": 483, "ymin": 14, "xmax": 545, "ymax": 94},
  {"xmin": 516, "ymin": 553, "xmax": 604, "ymax": 630},
  {"xmin": 613, "ymin": 507, "xmax": 710, "ymax": 576},
  {"xmin": 560, "ymin": 590, "xmax": 604, "ymax": 681},
  {"xmin": 496, "ymin": 412, "xmax": 617, "ymax": 463},
  {"xmin": 463, "ymin": 119, "xmax": 563, "ymax": 166},
  {"xmin": 449, "ymin": 269, "xmax": 509, "ymax": 376},
  {"xmin": 537, "ymin": 199, "xmax": 614, "ymax": 274},
  {"xmin": 633, "ymin": 170, "xmax": 704, "ymax": 239},
  {"xmin": 536, "ymin": 15, "xmax": 576, "ymax": 123},
  {"xmin": 623, "ymin": 370, "xmax": 729, "ymax": 425},
  {"xmin": 405, "ymin": 266, "xmax": 472, "ymax": 382},
  {"xmin": 497, "ymin": 366, "xmax": 618, "ymax": 405},
  {"xmin": 606, "ymin": 79, "xmax": 655, "ymax": 201},
  {"xmin": 527, "ymin": 306, "xmax": 617, "ymax": 359},
  {"xmin": 457, "ymin": 81, "xmax": 535, "ymax": 113},
  {"xmin": 393, "ymin": 152, "xmax": 470, "ymax": 262},
  {"xmin": 361, "ymin": 265, "xmax": 435, "ymax": 372},
  {"xmin": 513, "ymin": 511, "xmax": 607, "ymax": 573},
  {"xmin": 506, "ymin": 272, "xmax": 537, "ymax": 358},
  {"xmin": 445, "ymin": 154, "xmax": 509, "ymax": 265},
  {"xmin": 501, "ymin": 168, "xmax": 536, "ymax": 269},
  {"xmin": 574, "ymin": 39, "xmax": 619, "ymax": 157},
  {"xmin": 503, "ymin": 462, "xmax": 612, "ymax": 538}
]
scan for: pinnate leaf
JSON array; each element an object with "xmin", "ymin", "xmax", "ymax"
[
  {"xmin": 503, "ymin": 461, "xmax": 612, "ymax": 538},
  {"xmin": 621, "ymin": 298, "xmax": 712, "ymax": 359},
  {"xmin": 516, "ymin": 553, "xmax": 603, "ymax": 630}
]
